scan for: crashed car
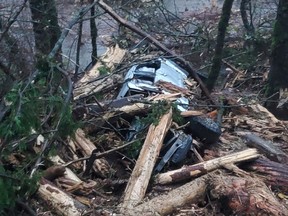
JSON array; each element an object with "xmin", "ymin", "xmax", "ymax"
[
  {"xmin": 117, "ymin": 57, "xmax": 221, "ymax": 172},
  {"xmin": 117, "ymin": 57, "xmax": 189, "ymax": 111}
]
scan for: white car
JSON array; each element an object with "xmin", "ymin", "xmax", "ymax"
[{"xmin": 117, "ymin": 57, "xmax": 189, "ymax": 111}]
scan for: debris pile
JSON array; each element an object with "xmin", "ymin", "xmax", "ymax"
[{"xmin": 35, "ymin": 44, "xmax": 288, "ymax": 215}]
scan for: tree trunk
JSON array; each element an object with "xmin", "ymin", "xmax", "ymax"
[
  {"xmin": 265, "ymin": 0, "xmax": 288, "ymax": 119},
  {"xmin": 209, "ymin": 172, "xmax": 288, "ymax": 215},
  {"xmin": 206, "ymin": 0, "xmax": 234, "ymax": 92},
  {"xmin": 240, "ymin": 0, "xmax": 254, "ymax": 36},
  {"xmin": 75, "ymin": 0, "xmax": 84, "ymax": 76},
  {"xmin": 29, "ymin": 0, "xmax": 61, "ymax": 62},
  {"xmin": 90, "ymin": 0, "xmax": 98, "ymax": 65}
]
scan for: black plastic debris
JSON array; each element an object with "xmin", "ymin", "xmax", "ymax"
[
  {"xmin": 154, "ymin": 131, "xmax": 193, "ymax": 173},
  {"xmin": 185, "ymin": 116, "xmax": 222, "ymax": 144},
  {"xmin": 126, "ymin": 118, "xmax": 148, "ymax": 142}
]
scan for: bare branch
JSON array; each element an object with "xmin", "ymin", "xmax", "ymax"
[{"xmin": 0, "ymin": 0, "xmax": 28, "ymax": 42}]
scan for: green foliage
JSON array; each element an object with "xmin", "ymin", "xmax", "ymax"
[
  {"xmin": 141, "ymin": 100, "xmax": 170, "ymax": 125},
  {"xmin": 222, "ymin": 27, "xmax": 271, "ymax": 71},
  {"xmin": 98, "ymin": 65, "xmax": 110, "ymax": 76},
  {"xmin": 57, "ymin": 105, "xmax": 79, "ymax": 137},
  {"xmin": 0, "ymin": 83, "xmax": 42, "ymax": 142},
  {"xmin": 0, "ymin": 174, "xmax": 15, "ymax": 211},
  {"xmin": 223, "ymin": 47, "xmax": 257, "ymax": 70},
  {"xmin": 94, "ymin": 92, "xmax": 104, "ymax": 100},
  {"xmin": 0, "ymin": 165, "xmax": 40, "ymax": 213},
  {"xmin": 0, "ymin": 71, "xmax": 78, "ymax": 144},
  {"xmin": 125, "ymin": 139, "xmax": 143, "ymax": 159},
  {"xmin": 0, "ymin": 61, "xmax": 78, "ymax": 213},
  {"xmin": 171, "ymin": 103, "xmax": 184, "ymax": 125}
]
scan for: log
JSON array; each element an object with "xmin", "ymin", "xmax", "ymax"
[
  {"xmin": 156, "ymin": 148, "xmax": 259, "ymax": 185},
  {"xmin": 121, "ymin": 108, "xmax": 172, "ymax": 210},
  {"xmin": 74, "ymin": 95, "xmax": 144, "ymax": 116},
  {"xmin": 37, "ymin": 178, "xmax": 88, "ymax": 216},
  {"xmin": 74, "ymin": 44, "xmax": 126, "ymax": 100},
  {"xmin": 209, "ymin": 172, "xmax": 288, "ymax": 215},
  {"xmin": 241, "ymin": 132, "xmax": 288, "ymax": 163},
  {"xmin": 245, "ymin": 158, "xmax": 288, "ymax": 192},
  {"xmin": 74, "ymin": 73, "xmax": 122, "ymax": 100},
  {"xmin": 43, "ymin": 165, "xmax": 66, "ymax": 181},
  {"xmin": 71, "ymin": 128, "xmax": 110, "ymax": 177},
  {"xmin": 125, "ymin": 174, "xmax": 209, "ymax": 215}
]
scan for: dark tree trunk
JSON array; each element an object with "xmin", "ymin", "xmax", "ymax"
[
  {"xmin": 90, "ymin": 0, "xmax": 98, "ymax": 65},
  {"xmin": 240, "ymin": 0, "xmax": 254, "ymax": 36},
  {"xmin": 206, "ymin": 0, "xmax": 234, "ymax": 92},
  {"xmin": 75, "ymin": 0, "xmax": 84, "ymax": 76},
  {"xmin": 29, "ymin": 0, "xmax": 61, "ymax": 62},
  {"xmin": 265, "ymin": 0, "xmax": 288, "ymax": 119}
]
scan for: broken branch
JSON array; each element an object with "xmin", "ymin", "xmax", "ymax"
[
  {"xmin": 121, "ymin": 108, "xmax": 172, "ymax": 210},
  {"xmin": 156, "ymin": 148, "xmax": 259, "ymax": 185}
]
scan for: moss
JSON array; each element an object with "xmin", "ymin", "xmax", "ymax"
[{"xmin": 206, "ymin": 0, "xmax": 234, "ymax": 91}]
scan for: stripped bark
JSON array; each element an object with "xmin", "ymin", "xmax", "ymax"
[
  {"xmin": 121, "ymin": 108, "xmax": 172, "ymax": 211},
  {"xmin": 156, "ymin": 148, "xmax": 259, "ymax": 185}
]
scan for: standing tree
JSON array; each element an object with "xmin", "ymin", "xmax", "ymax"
[
  {"xmin": 265, "ymin": 0, "xmax": 288, "ymax": 118},
  {"xmin": 90, "ymin": 0, "xmax": 98, "ymax": 65},
  {"xmin": 29, "ymin": 0, "xmax": 61, "ymax": 62},
  {"xmin": 240, "ymin": 0, "xmax": 255, "ymax": 37},
  {"xmin": 206, "ymin": 0, "xmax": 234, "ymax": 92}
]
